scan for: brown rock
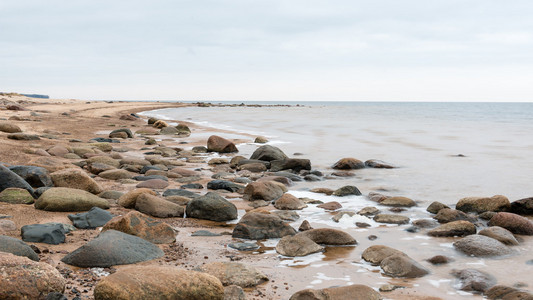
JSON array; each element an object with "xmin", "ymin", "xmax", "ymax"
[
  {"xmin": 0, "ymin": 122, "xmax": 22, "ymax": 133},
  {"xmin": 99, "ymin": 169, "xmax": 134, "ymax": 180},
  {"xmin": 332, "ymin": 158, "xmax": 365, "ymax": 170},
  {"xmin": 479, "ymin": 226, "xmax": 519, "ymax": 245},
  {"xmin": 117, "ymin": 188, "xmax": 158, "ymax": 208},
  {"xmin": 276, "ymin": 234, "xmax": 324, "ymax": 256},
  {"xmin": 310, "ymin": 187, "xmax": 334, "ymax": 195},
  {"xmin": 207, "ymin": 135, "xmax": 238, "ymax": 153},
  {"xmin": 510, "ymin": 197, "xmax": 533, "ymax": 215},
  {"xmin": 136, "ymin": 179, "xmax": 169, "ymax": 189},
  {"xmin": 102, "ymin": 211, "xmax": 176, "ymax": 244},
  {"xmin": 197, "ymin": 262, "xmax": 268, "ymax": 288},
  {"xmin": 50, "ymin": 168, "xmax": 103, "ymax": 194},
  {"xmin": 362, "ymin": 245, "xmax": 407, "ymax": 265},
  {"xmin": 243, "ymin": 180, "xmax": 287, "ymax": 201},
  {"xmin": 457, "ymin": 195, "xmax": 511, "ymax": 213},
  {"xmin": 373, "ymin": 214, "xmax": 410, "ymax": 224},
  {"xmin": 135, "ymin": 193, "xmax": 184, "ymax": 218},
  {"xmin": 380, "ymin": 254, "xmax": 429, "ymax": 278},
  {"xmin": 317, "ymin": 201, "xmax": 342, "ymax": 210},
  {"xmin": 298, "ymin": 220, "xmax": 313, "ymax": 231},
  {"xmin": 274, "ymin": 193, "xmax": 307, "ymax": 210},
  {"xmin": 379, "ymin": 196, "xmax": 416, "ymax": 207},
  {"xmin": 488, "ymin": 212, "xmax": 533, "ymax": 235},
  {"xmin": 428, "ymin": 220, "xmax": 476, "ymax": 237},
  {"xmin": 109, "ymin": 131, "xmax": 128, "ymax": 139},
  {"xmin": 296, "ymin": 228, "xmax": 356, "ymax": 245},
  {"xmin": 290, "ymin": 284, "xmax": 382, "ymax": 300},
  {"xmin": 434, "ymin": 208, "xmax": 477, "ymax": 223},
  {"xmin": 427, "ymin": 201, "xmax": 450, "ymax": 214}
]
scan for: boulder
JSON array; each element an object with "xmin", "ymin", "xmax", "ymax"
[
  {"xmin": 333, "ymin": 185, "xmax": 362, "ymax": 197},
  {"xmin": 0, "ymin": 235, "xmax": 39, "ymax": 261},
  {"xmin": 0, "ymin": 122, "xmax": 22, "ymax": 133},
  {"xmin": 21, "ymin": 223, "xmax": 66, "ymax": 245},
  {"xmin": 0, "ymin": 187, "xmax": 34, "ymax": 204},
  {"xmin": 274, "ymin": 193, "xmax": 307, "ymax": 210},
  {"xmin": 478, "ymin": 226, "xmax": 519, "ymax": 245},
  {"xmin": 289, "ymin": 284, "xmax": 382, "ymax": 300},
  {"xmin": 380, "ymin": 254, "xmax": 429, "ymax": 278},
  {"xmin": 8, "ymin": 165, "xmax": 53, "ymax": 188},
  {"xmin": 232, "ymin": 212, "xmax": 296, "ymax": 240},
  {"xmin": 163, "ymin": 188, "xmax": 199, "ymax": 198},
  {"xmin": 311, "ymin": 187, "xmax": 334, "ymax": 195},
  {"xmin": 50, "ymin": 168, "xmax": 103, "ymax": 194},
  {"xmin": 198, "ymin": 262, "xmax": 268, "ymax": 287},
  {"xmin": 46, "ymin": 145, "xmax": 70, "ymax": 157},
  {"xmin": 379, "ymin": 196, "xmax": 416, "ymax": 207},
  {"xmin": 488, "ymin": 212, "xmax": 533, "ymax": 235},
  {"xmin": 362, "ymin": 245, "xmax": 407, "ymax": 265},
  {"xmin": 117, "ymin": 188, "xmax": 157, "ymax": 208},
  {"xmin": 250, "ymin": 145, "xmax": 288, "ymax": 162},
  {"xmin": 7, "ymin": 133, "xmax": 40, "ymax": 140},
  {"xmin": 136, "ymin": 179, "xmax": 169, "ymax": 189},
  {"xmin": 94, "ymin": 266, "xmax": 224, "ymax": 300},
  {"xmin": 0, "ymin": 219, "xmax": 16, "ymax": 233},
  {"xmin": 428, "ymin": 221, "xmax": 477, "ymax": 237},
  {"xmin": 109, "ymin": 128, "xmax": 133, "ymax": 138},
  {"xmin": 98, "ymin": 169, "xmax": 134, "ymax": 180},
  {"xmin": 453, "ymin": 235, "xmax": 515, "ymax": 257},
  {"xmin": 452, "ymin": 269, "xmax": 497, "ymax": 293},
  {"xmin": 61, "ymin": 230, "xmax": 164, "ymax": 267},
  {"xmin": 68, "ymin": 207, "xmax": 114, "ymax": 229},
  {"xmin": 35, "ymin": 187, "xmax": 110, "ymax": 211},
  {"xmin": 296, "ymin": 228, "xmax": 357, "ymax": 245},
  {"xmin": 186, "ymin": 192, "xmax": 237, "ymax": 221},
  {"xmin": 427, "ymin": 201, "xmax": 450, "ymax": 214},
  {"xmin": 510, "ymin": 197, "xmax": 533, "ymax": 215},
  {"xmin": 0, "ymin": 164, "xmax": 36, "ymax": 198},
  {"xmin": 365, "ymin": 159, "xmax": 395, "ymax": 169},
  {"xmin": 88, "ymin": 163, "xmax": 117, "ymax": 175},
  {"xmin": 103, "ymin": 211, "xmax": 175, "ymax": 244},
  {"xmin": 332, "ymin": 158, "xmax": 365, "ymax": 170},
  {"xmin": 457, "ymin": 195, "xmax": 511, "ymax": 213},
  {"xmin": 207, "ymin": 180, "xmax": 244, "ymax": 193},
  {"xmin": 135, "ymin": 193, "xmax": 184, "ymax": 218},
  {"xmin": 254, "ymin": 136, "xmax": 268, "ymax": 143},
  {"xmin": 207, "ymin": 135, "xmax": 238, "ymax": 153},
  {"xmin": 276, "ymin": 235, "xmax": 324, "ymax": 257},
  {"xmin": 317, "ymin": 201, "xmax": 342, "ymax": 210},
  {"xmin": 176, "ymin": 124, "xmax": 191, "ymax": 135},
  {"xmin": 434, "ymin": 208, "xmax": 477, "ymax": 223},
  {"xmin": 243, "ymin": 180, "xmax": 287, "ymax": 201},
  {"xmin": 0, "ymin": 252, "xmax": 65, "ymax": 299},
  {"xmin": 373, "ymin": 214, "xmax": 410, "ymax": 225},
  {"xmin": 270, "ymin": 158, "xmax": 311, "ymax": 172},
  {"xmin": 485, "ymin": 285, "xmax": 533, "ymax": 300}
]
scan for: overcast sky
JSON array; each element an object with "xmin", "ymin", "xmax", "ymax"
[{"xmin": 1, "ymin": 0, "xmax": 532, "ymax": 101}]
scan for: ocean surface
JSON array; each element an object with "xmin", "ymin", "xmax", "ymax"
[{"xmin": 141, "ymin": 102, "xmax": 533, "ymax": 298}]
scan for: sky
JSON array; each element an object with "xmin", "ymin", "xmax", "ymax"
[{"xmin": 1, "ymin": 0, "xmax": 532, "ymax": 101}]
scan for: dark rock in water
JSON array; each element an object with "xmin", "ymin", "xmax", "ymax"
[
  {"xmin": 207, "ymin": 135, "xmax": 238, "ymax": 153},
  {"xmin": 237, "ymin": 159, "xmax": 270, "ymax": 168},
  {"xmin": 428, "ymin": 221, "xmax": 476, "ymax": 237},
  {"xmin": 21, "ymin": 223, "xmax": 67, "ymax": 245},
  {"xmin": 358, "ymin": 222, "xmax": 372, "ymax": 228},
  {"xmin": 181, "ymin": 183, "xmax": 204, "ymax": 189},
  {"xmin": 133, "ymin": 175, "xmax": 168, "ymax": 182},
  {"xmin": 232, "ymin": 212, "xmax": 296, "ymax": 240},
  {"xmin": 365, "ymin": 159, "xmax": 395, "ymax": 169},
  {"xmin": 186, "ymin": 192, "xmax": 237, "ymax": 221},
  {"xmin": 163, "ymin": 189, "xmax": 199, "ymax": 198},
  {"xmin": 102, "ymin": 211, "xmax": 176, "ymax": 244},
  {"xmin": 8, "ymin": 165, "xmax": 53, "ymax": 188},
  {"xmin": 68, "ymin": 207, "xmax": 114, "ymax": 229},
  {"xmin": 333, "ymin": 185, "xmax": 362, "ymax": 197},
  {"xmin": 427, "ymin": 255, "xmax": 450, "ymax": 265},
  {"xmin": 453, "ymin": 235, "xmax": 514, "ymax": 257},
  {"xmin": 452, "ymin": 269, "xmax": 496, "ymax": 293},
  {"xmin": 276, "ymin": 235, "xmax": 324, "ymax": 257},
  {"xmin": 488, "ymin": 212, "xmax": 533, "ymax": 235},
  {"xmin": 270, "ymin": 158, "xmax": 311, "ymax": 172},
  {"xmin": 426, "ymin": 201, "xmax": 450, "ymax": 214},
  {"xmin": 0, "ymin": 235, "xmax": 39, "ymax": 261},
  {"xmin": 479, "ymin": 211, "xmax": 497, "ymax": 220},
  {"xmin": 296, "ymin": 228, "xmax": 356, "ymax": 245},
  {"xmin": 332, "ymin": 158, "xmax": 365, "ymax": 170},
  {"xmin": 109, "ymin": 128, "xmax": 133, "ymax": 138},
  {"xmin": 258, "ymin": 176, "xmax": 293, "ymax": 187},
  {"xmin": 250, "ymin": 145, "xmax": 288, "ymax": 162},
  {"xmin": 362, "ymin": 245, "xmax": 407, "ymax": 265},
  {"xmin": 0, "ymin": 165, "xmax": 36, "ymax": 198},
  {"xmin": 191, "ymin": 230, "xmax": 221, "ymax": 237},
  {"xmin": 228, "ymin": 242, "xmax": 259, "ymax": 251},
  {"xmin": 207, "ymin": 180, "xmax": 244, "ymax": 193},
  {"xmin": 304, "ymin": 174, "xmax": 322, "ymax": 181},
  {"xmin": 90, "ymin": 138, "xmax": 120, "ymax": 143},
  {"xmin": 289, "ymin": 284, "xmax": 382, "ymax": 300},
  {"xmin": 317, "ymin": 201, "xmax": 342, "ymax": 210},
  {"xmin": 510, "ymin": 197, "xmax": 533, "ymax": 215},
  {"xmin": 61, "ymin": 230, "xmax": 164, "ymax": 267},
  {"xmin": 456, "ymin": 195, "xmax": 511, "ymax": 214},
  {"xmin": 7, "ymin": 133, "xmax": 40, "ymax": 140}
]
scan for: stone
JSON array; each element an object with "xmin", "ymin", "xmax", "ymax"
[
  {"xmin": 0, "ymin": 164, "xmax": 36, "ymax": 198},
  {"xmin": 379, "ymin": 196, "xmax": 416, "ymax": 207},
  {"xmin": 62, "ymin": 230, "xmax": 164, "ymax": 267},
  {"xmin": 428, "ymin": 221, "xmax": 477, "ymax": 237},
  {"xmin": 35, "ymin": 187, "xmax": 110, "ymax": 211},
  {"xmin": 198, "ymin": 262, "xmax": 268, "ymax": 288},
  {"xmin": 270, "ymin": 158, "xmax": 311, "ymax": 172},
  {"xmin": 270, "ymin": 171, "xmax": 304, "ymax": 182},
  {"xmin": 133, "ymin": 175, "xmax": 168, "ymax": 182},
  {"xmin": 365, "ymin": 159, "xmax": 395, "ymax": 168},
  {"xmin": 298, "ymin": 220, "xmax": 313, "ymax": 231},
  {"xmin": 296, "ymin": 228, "xmax": 357, "ymax": 245},
  {"xmin": 169, "ymin": 167, "xmax": 200, "ymax": 177},
  {"xmin": 380, "ymin": 254, "xmax": 430, "ymax": 278},
  {"xmin": 358, "ymin": 206, "xmax": 380, "ymax": 216},
  {"xmin": 239, "ymin": 162, "xmax": 267, "ymax": 172},
  {"xmin": 153, "ymin": 120, "xmax": 168, "ymax": 128},
  {"xmin": 21, "ymin": 223, "xmax": 66, "ymax": 245},
  {"xmin": 488, "ymin": 212, "xmax": 533, "ymax": 235},
  {"xmin": 362, "ymin": 245, "xmax": 407, "ymax": 265},
  {"xmin": 250, "ymin": 145, "xmax": 288, "ymax": 162},
  {"xmin": 453, "ymin": 235, "xmax": 514, "ymax": 257},
  {"xmin": 452, "ymin": 269, "xmax": 497, "ymax": 293},
  {"xmin": 136, "ymin": 178, "xmax": 169, "ymax": 189},
  {"xmin": 0, "ymin": 252, "xmax": 66, "ymax": 299},
  {"xmin": 0, "ymin": 235, "xmax": 39, "ymax": 261},
  {"xmin": 332, "ymin": 211, "xmax": 356, "ymax": 222},
  {"xmin": 332, "ymin": 158, "xmax": 365, "ymax": 170},
  {"xmin": 304, "ymin": 174, "xmax": 322, "ymax": 181},
  {"xmin": 224, "ymin": 285, "xmax": 246, "ymax": 300},
  {"xmin": 8, "ymin": 133, "xmax": 40, "ymax": 140},
  {"xmin": 254, "ymin": 136, "xmax": 268, "ymax": 143},
  {"xmin": 333, "ymin": 185, "xmax": 362, "ymax": 196},
  {"xmin": 276, "ymin": 235, "xmax": 324, "ymax": 256},
  {"xmin": 228, "ymin": 242, "xmax": 259, "ymax": 251},
  {"xmin": 87, "ymin": 162, "xmax": 116, "ymax": 175},
  {"xmin": 479, "ymin": 226, "xmax": 519, "ymax": 245},
  {"xmin": 457, "ymin": 195, "xmax": 511, "ymax": 213},
  {"xmin": 186, "ymin": 192, "xmax": 237, "ymax": 221},
  {"xmin": 374, "ymin": 214, "xmax": 410, "ymax": 224},
  {"xmin": 274, "ymin": 193, "xmax": 307, "ymax": 210},
  {"xmin": 99, "ymin": 190, "xmax": 123, "ymax": 200},
  {"xmin": 257, "ymin": 175, "xmax": 292, "ymax": 186},
  {"xmin": 102, "ymin": 211, "xmax": 176, "ymax": 244},
  {"xmin": 485, "ymin": 285, "xmax": 533, "ymax": 300},
  {"xmin": 207, "ymin": 135, "xmax": 238, "ymax": 153},
  {"xmin": 8, "ymin": 165, "xmax": 53, "ymax": 188},
  {"xmin": 317, "ymin": 201, "xmax": 342, "ymax": 210},
  {"xmin": 94, "ymin": 266, "xmax": 224, "ymax": 300},
  {"xmin": 289, "ymin": 284, "xmax": 382, "ymax": 300},
  {"xmin": 109, "ymin": 128, "xmax": 133, "ymax": 138},
  {"xmin": 181, "ymin": 183, "xmax": 204, "ymax": 189},
  {"xmin": 117, "ymin": 188, "xmax": 157, "ymax": 208},
  {"xmin": 0, "ymin": 187, "xmax": 34, "ymax": 204},
  {"xmin": 207, "ymin": 180, "xmax": 244, "ymax": 193},
  {"xmin": 232, "ymin": 212, "xmax": 297, "ymax": 240},
  {"xmin": 243, "ymin": 180, "xmax": 287, "ymax": 201},
  {"xmin": 86, "ymin": 155, "xmax": 120, "ymax": 168},
  {"xmin": 50, "ymin": 168, "xmax": 103, "ymax": 194},
  {"xmin": 427, "ymin": 201, "xmax": 450, "ymax": 214},
  {"xmin": 163, "ymin": 188, "xmax": 199, "ymax": 198},
  {"xmin": 434, "ymin": 208, "xmax": 477, "ymax": 223},
  {"xmin": 68, "ymin": 207, "xmax": 114, "ymax": 229},
  {"xmin": 0, "ymin": 122, "xmax": 22, "ymax": 133},
  {"xmin": 46, "ymin": 145, "xmax": 71, "ymax": 157},
  {"xmin": 510, "ymin": 197, "xmax": 533, "ymax": 215},
  {"xmin": 427, "ymin": 255, "xmax": 450, "ymax": 265},
  {"xmin": 176, "ymin": 124, "xmax": 191, "ymax": 135},
  {"xmin": 135, "ymin": 193, "xmax": 184, "ymax": 218},
  {"xmin": 191, "ymin": 230, "xmax": 221, "ymax": 236},
  {"xmin": 311, "ymin": 187, "xmax": 334, "ymax": 195},
  {"xmin": 120, "ymin": 157, "xmax": 151, "ymax": 167},
  {"xmin": 160, "ymin": 126, "xmax": 179, "ymax": 135},
  {"xmin": 0, "ymin": 219, "xmax": 16, "ymax": 232}
]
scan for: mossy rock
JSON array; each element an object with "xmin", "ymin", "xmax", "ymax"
[{"xmin": 0, "ymin": 188, "xmax": 34, "ymax": 204}]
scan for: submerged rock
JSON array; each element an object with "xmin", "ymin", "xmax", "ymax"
[
  {"xmin": 452, "ymin": 269, "xmax": 497, "ymax": 293},
  {"xmin": 274, "ymin": 193, "xmax": 307, "ymax": 210},
  {"xmin": 332, "ymin": 158, "xmax": 365, "ymax": 170}
]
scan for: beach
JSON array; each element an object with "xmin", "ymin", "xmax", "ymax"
[{"xmin": 1, "ymin": 94, "xmax": 532, "ymax": 300}]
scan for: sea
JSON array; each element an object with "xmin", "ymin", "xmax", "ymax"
[{"xmin": 140, "ymin": 102, "xmax": 533, "ymax": 299}]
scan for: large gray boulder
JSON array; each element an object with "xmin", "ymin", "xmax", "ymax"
[
  {"xmin": 8, "ymin": 165, "xmax": 53, "ymax": 188},
  {"xmin": 68, "ymin": 207, "xmax": 114, "ymax": 229},
  {"xmin": 186, "ymin": 192, "xmax": 237, "ymax": 222},
  {"xmin": 0, "ymin": 235, "xmax": 39, "ymax": 261},
  {"xmin": 35, "ymin": 187, "xmax": 110, "ymax": 212}
]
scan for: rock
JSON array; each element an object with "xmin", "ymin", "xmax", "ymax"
[
  {"xmin": 362, "ymin": 245, "xmax": 407, "ymax": 265},
  {"xmin": 98, "ymin": 169, "xmax": 134, "ymax": 180},
  {"xmin": 239, "ymin": 162, "xmax": 267, "ymax": 172},
  {"xmin": 365, "ymin": 159, "xmax": 395, "ymax": 169},
  {"xmin": 453, "ymin": 235, "xmax": 515, "ymax": 257},
  {"xmin": 289, "ymin": 284, "xmax": 382, "ymax": 300},
  {"xmin": 510, "ymin": 197, "xmax": 533, "ymax": 215},
  {"xmin": 380, "ymin": 254, "xmax": 430, "ymax": 278},
  {"xmin": 358, "ymin": 206, "xmax": 380, "ymax": 216},
  {"xmin": 198, "ymin": 262, "xmax": 268, "ymax": 288},
  {"xmin": 176, "ymin": 124, "xmax": 191, "ymax": 135},
  {"xmin": 428, "ymin": 221, "xmax": 477, "ymax": 237},
  {"xmin": 457, "ymin": 195, "xmax": 511, "ymax": 213},
  {"xmin": 243, "ymin": 180, "xmax": 287, "ymax": 201},
  {"xmin": 109, "ymin": 128, "xmax": 133, "ymax": 138},
  {"xmin": 163, "ymin": 188, "xmax": 199, "ymax": 198},
  {"xmin": 191, "ymin": 230, "xmax": 221, "ymax": 236},
  {"xmin": 434, "ymin": 208, "xmax": 477, "ymax": 223},
  {"xmin": 103, "ymin": 211, "xmax": 175, "ymax": 244},
  {"xmin": 0, "ymin": 187, "xmax": 34, "ymax": 204},
  {"xmin": 274, "ymin": 193, "xmax": 307, "ymax": 210},
  {"xmin": 304, "ymin": 174, "xmax": 322, "ymax": 181},
  {"xmin": 333, "ymin": 185, "xmax": 362, "ymax": 196},
  {"xmin": 232, "ymin": 212, "xmax": 296, "ymax": 240},
  {"xmin": 332, "ymin": 211, "xmax": 355, "ymax": 222},
  {"xmin": 50, "ymin": 168, "xmax": 103, "ymax": 194},
  {"xmin": 332, "ymin": 158, "xmax": 365, "ymax": 170},
  {"xmin": 0, "ymin": 122, "xmax": 22, "ymax": 133},
  {"xmin": 485, "ymin": 285, "xmax": 533, "ymax": 300},
  {"xmin": 0, "ymin": 235, "xmax": 39, "ymax": 261},
  {"xmin": 120, "ymin": 114, "xmax": 138, "ymax": 121},
  {"xmin": 133, "ymin": 175, "xmax": 168, "ymax": 182},
  {"xmin": 99, "ymin": 190, "xmax": 123, "ymax": 200},
  {"xmin": 317, "ymin": 201, "xmax": 342, "ymax": 210},
  {"xmin": 479, "ymin": 226, "xmax": 519, "ymax": 245},
  {"xmin": 0, "ymin": 164, "xmax": 36, "ymax": 198},
  {"xmin": 0, "ymin": 219, "xmax": 16, "ymax": 232},
  {"xmin": 270, "ymin": 158, "xmax": 311, "ymax": 172},
  {"xmin": 452, "ymin": 269, "xmax": 497, "ymax": 293},
  {"xmin": 136, "ymin": 179, "xmax": 169, "ymax": 189},
  {"xmin": 427, "ymin": 255, "xmax": 450, "ymax": 265},
  {"xmin": 224, "ymin": 285, "xmax": 246, "ymax": 300},
  {"xmin": 21, "ymin": 223, "xmax": 67, "ymax": 245},
  {"xmin": 228, "ymin": 242, "xmax": 259, "ymax": 251},
  {"xmin": 94, "ymin": 266, "xmax": 224, "ymax": 300},
  {"xmin": 379, "ymin": 196, "xmax": 416, "ymax": 207},
  {"xmin": 207, "ymin": 135, "xmax": 238, "ymax": 153},
  {"xmin": 160, "ymin": 126, "xmax": 179, "ymax": 135},
  {"xmin": 207, "ymin": 180, "xmax": 244, "ymax": 193},
  {"xmin": 62, "ymin": 230, "xmax": 164, "ymax": 267},
  {"xmin": 374, "ymin": 214, "xmax": 410, "ymax": 225},
  {"xmin": 273, "ymin": 211, "xmax": 299, "ymax": 222},
  {"xmin": 35, "ymin": 187, "xmax": 110, "ymax": 211},
  {"xmin": 181, "ymin": 183, "xmax": 204, "ymax": 189},
  {"xmin": 297, "ymin": 228, "xmax": 357, "ymax": 245},
  {"xmin": 87, "ymin": 162, "xmax": 116, "ymax": 175},
  {"xmin": 311, "ymin": 188, "xmax": 334, "ymax": 195},
  {"xmin": 298, "ymin": 220, "xmax": 313, "ymax": 231},
  {"xmin": 68, "ymin": 207, "xmax": 114, "ymax": 229},
  {"xmin": 8, "ymin": 165, "xmax": 53, "ymax": 188},
  {"xmin": 7, "ymin": 133, "xmax": 40, "ymax": 140},
  {"xmin": 257, "ymin": 175, "xmax": 292, "ymax": 186},
  {"xmin": 254, "ymin": 136, "xmax": 268, "ymax": 143},
  {"xmin": 427, "ymin": 201, "xmax": 450, "ymax": 214},
  {"xmin": 276, "ymin": 235, "xmax": 324, "ymax": 256},
  {"xmin": 120, "ymin": 157, "xmax": 151, "ymax": 167},
  {"xmin": 153, "ymin": 120, "xmax": 168, "ymax": 128},
  {"xmin": 0, "ymin": 252, "xmax": 66, "ymax": 299},
  {"xmin": 186, "ymin": 192, "xmax": 238, "ymax": 221},
  {"xmin": 270, "ymin": 171, "xmax": 304, "ymax": 182},
  {"xmin": 117, "ymin": 188, "xmax": 157, "ymax": 208},
  {"xmin": 135, "ymin": 193, "xmax": 184, "ymax": 218},
  {"xmin": 488, "ymin": 212, "xmax": 533, "ymax": 235},
  {"xmin": 250, "ymin": 145, "xmax": 288, "ymax": 162}
]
